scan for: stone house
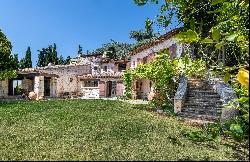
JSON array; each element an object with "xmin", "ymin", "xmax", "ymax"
[
  {"xmin": 0, "ymin": 28, "xmax": 192, "ymax": 100},
  {"xmin": 128, "ymin": 28, "xmax": 192, "ymax": 100},
  {"xmin": 0, "ymin": 70, "xmax": 58, "ymax": 99},
  {"xmin": 0, "ymin": 53, "xmax": 127, "ymax": 99},
  {"xmin": 76, "ymin": 57, "xmax": 128, "ymax": 99}
]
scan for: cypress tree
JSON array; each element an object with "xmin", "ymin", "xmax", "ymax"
[
  {"xmin": 58, "ymin": 55, "xmax": 65, "ymax": 65},
  {"xmin": 64, "ymin": 56, "xmax": 71, "ymax": 65},
  {"xmin": 52, "ymin": 43, "xmax": 58, "ymax": 65},
  {"xmin": 37, "ymin": 48, "xmax": 46, "ymax": 67},
  {"xmin": 25, "ymin": 46, "xmax": 32, "ymax": 68}
]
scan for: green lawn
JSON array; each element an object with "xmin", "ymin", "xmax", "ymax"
[{"xmin": 0, "ymin": 99, "xmax": 243, "ymax": 160}]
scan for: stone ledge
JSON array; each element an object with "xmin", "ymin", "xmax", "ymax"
[
  {"xmin": 174, "ymin": 76, "xmax": 188, "ymax": 113},
  {"xmin": 208, "ymin": 78, "xmax": 239, "ymax": 123}
]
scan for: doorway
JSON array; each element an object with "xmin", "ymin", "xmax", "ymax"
[
  {"xmin": 135, "ymin": 81, "xmax": 143, "ymax": 99},
  {"xmin": 44, "ymin": 77, "xmax": 51, "ymax": 96},
  {"xmin": 8, "ymin": 79, "xmax": 23, "ymax": 96},
  {"xmin": 106, "ymin": 81, "xmax": 112, "ymax": 97}
]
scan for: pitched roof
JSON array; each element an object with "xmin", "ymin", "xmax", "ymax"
[
  {"xmin": 128, "ymin": 28, "xmax": 181, "ymax": 56},
  {"xmin": 77, "ymin": 72, "xmax": 123, "ymax": 79}
]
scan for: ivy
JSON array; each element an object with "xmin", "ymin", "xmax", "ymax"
[
  {"xmin": 123, "ymin": 70, "xmax": 135, "ymax": 99},
  {"xmin": 130, "ymin": 50, "xmax": 179, "ymax": 111}
]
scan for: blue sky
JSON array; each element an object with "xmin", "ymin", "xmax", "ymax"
[{"xmin": 0, "ymin": 0, "xmax": 180, "ymax": 67}]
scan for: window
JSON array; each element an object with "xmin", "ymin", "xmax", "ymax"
[
  {"xmin": 94, "ymin": 66, "xmax": 98, "ymax": 71},
  {"xmin": 104, "ymin": 66, "xmax": 107, "ymax": 72},
  {"xmin": 83, "ymin": 80, "xmax": 98, "ymax": 87},
  {"xmin": 169, "ymin": 44, "xmax": 177, "ymax": 59},
  {"xmin": 118, "ymin": 63, "xmax": 126, "ymax": 72},
  {"xmin": 143, "ymin": 57, "xmax": 147, "ymax": 64}
]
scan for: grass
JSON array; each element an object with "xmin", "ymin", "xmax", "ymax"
[{"xmin": 0, "ymin": 99, "xmax": 245, "ymax": 160}]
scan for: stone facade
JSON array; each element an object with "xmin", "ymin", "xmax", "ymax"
[
  {"xmin": 130, "ymin": 38, "xmax": 185, "ymax": 70},
  {"xmin": 34, "ymin": 76, "xmax": 44, "ymax": 99},
  {"xmin": 0, "ymin": 80, "xmax": 10, "ymax": 98}
]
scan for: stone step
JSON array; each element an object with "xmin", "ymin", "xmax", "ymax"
[
  {"xmin": 180, "ymin": 78, "xmax": 223, "ymax": 122},
  {"xmin": 183, "ymin": 106, "xmax": 223, "ymax": 111},
  {"xmin": 187, "ymin": 92, "xmax": 218, "ymax": 96},
  {"xmin": 188, "ymin": 87, "xmax": 214, "ymax": 91},
  {"xmin": 181, "ymin": 110, "xmax": 219, "ymax": 116},
  {"xmin": 186, "ymin": 94, "xmax": 220, "ymax": 98},
  {"xmin": 188, "ymin": 90, "xmax": 216, "ymax": 93},
  {"xmin": 187, "ymin": 82, "xmax": 210, "ymax": 87},
  {"xmin": 188, "ymin": 80, "xmax": 208, "ymax": 83},
  {"xmin": 185, "ymin": 98, "xmax": 223, "ymax": 101},
  {"xmin": 184, "ymin": 104, "xmax": 223, "ymax": 108},
  {"xmin": 185, "ymin": 100, "xmax": 223, "ymax": 104},
  {"xmin": 178, "ymin": 113, "xmax": 219, "ymax": 121},
  {"xmin": 182, "ymin": 107, "xmax": 222, "ymax": 114},
  {"xmin": 188, "ymin": 79, "xmax": 206, "ymax": 82}
]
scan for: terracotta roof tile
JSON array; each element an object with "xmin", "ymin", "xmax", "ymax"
[{"xmin": 128, "ymin": 28, "xmax": 181, "ymax": 56}]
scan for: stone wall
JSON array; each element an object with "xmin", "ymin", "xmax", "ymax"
[
  {"xmin": 174, "ymin": 76, "xmax": 188, "ymax": 113},
  {"xmin": 81, "ymin": 87, "xmax": 99, "ymax": 99},
  {"xmin": 100, "ymin": 63, "xmax": 116, "ymax": 74},
  {"xmin": 141, "ymin": 79, "xmax": 152, "ymax": 100},
  {"xmin": 116, "ymin": 81, "xmax": 125, "ymax": 97},
  {"xmin": 130, "ymin": 38, "xmax": 184, "ymax": 69},
  {"xmin": 34, "ymin": 76, "xmax": 44, "ymax": 99},
  {"xmin": 99, "ymin": 81, "xmax": 106, "ymax": 97},
  {"xmin": 208, "ymin": 78, "xmax": 239, "ymax": 123},
  {"xmin": 38, "ymin": 65, "xmax": 91, "ymax": 96},
  {"xmin": 0, "ymin": 80, "xmax": 9, "ymax": 98},
  {"xmin": 22, "ymin": 78, "xmax": 33, "ymax": 93}
]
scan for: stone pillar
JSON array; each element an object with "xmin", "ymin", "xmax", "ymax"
[
  {"xmin": 34, "ymin": 76, "xmax": 44, "ymax": 99},
  {"xmin": 50, "ymin": 77, "xmax": 57, "ymax": 97},
  {"xmin": 99, "ymin": 81, "xmax": 106, "ymax": 97},
  {"xmin": 0, "ymin": 81, "xmax": 2, "ymax": 97},
  {"xmin": 131, "ymin": 80, "xmax": 137, "ymax": 100},
  {"xmin": 1, "ymin": 80, "xmax": 9, "ymax": 97}
]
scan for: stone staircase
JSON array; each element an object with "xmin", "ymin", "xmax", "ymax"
[{"xmin": 178, "ymin": 78, "xmax": 223, "ymax": 123}]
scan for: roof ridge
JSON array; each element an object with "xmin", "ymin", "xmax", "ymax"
[{"xmin": 128, "ymin": 28, "xmax": 182, "ymax": 56}]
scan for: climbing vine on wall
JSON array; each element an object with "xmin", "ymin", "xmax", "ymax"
[
  {"xmin": 133, "ymin": 49, "xmax": 179, "ymax": 110},
  {"xmin": 123, "ymin": 49, "xmax": 209, "ymax": 111},
  {"xmin": 123, "ymin": 69, "xmax": 134, "ymax": 99}
]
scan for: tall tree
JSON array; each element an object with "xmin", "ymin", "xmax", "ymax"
[
  {"xmin": 20, "ymin": 47, "xmax": 32, "ymax": 68},
  {"xmin": 44, "ymin": 46, "xmax": 53, "ymax": 66},
  {"xmin": 134, "ymin": 0, "xmax": 219, "ymax": 38},
  {"xmin": 25, "ymin": 47, "xmax": 32, "ymax": 67},
  {"xmin": 89, "ymin": 40, "xmax": 131, "ymax": 59},
  {"xmin": 13, "ymin": 54, "xmax": 19, "ymax": 69},
  {"xmin": 64, "ymin": 56, "xmax": 71, "ymax": 65},
  {"xmin": 58, "ymin": 55, "xmax": 65, "ymax": 65},
  {"xmin": 0, "ymin": 29, "xmax": 17, "ymax": 80},
  {"xmin": 130, "ymin": 18, "xmax": 159, "ymax": 42},
  {"xmin": 51, "ymin": 43, "xmax": 58, "ymax": 65},
  {"xmin": 37, "ymin": 48, "xmax": 46, "ymax": 67},
  {"xmin": 78, "ymin": 45, "xmax": 83, "ymax": 55},
  {"xmin": 37, "ymin": 43, "xmax": 59, "ymax": 67}
]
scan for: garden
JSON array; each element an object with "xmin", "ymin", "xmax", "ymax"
[{"xmin": 0, "ymin": 99, "xmax": 248, "ymax": 160}]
